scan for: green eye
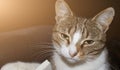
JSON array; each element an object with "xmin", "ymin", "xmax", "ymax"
[
  {"xmin": 61, "ymin": 33, "xmax": 69, "ymax": 40},
  {"xmin": 84, "ymin": 40, "xmax": 94, "ymax": 45}
]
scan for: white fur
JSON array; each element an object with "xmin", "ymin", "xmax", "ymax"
[
  {"xmin": 60, "ymin": 31, "xmax": 81, "ymax": 59},
  {"xmin": 61, "ymin": 45, "xmax": 71, "ymax": 58},
  {"xmin": 72, "ymin": 31, "xmax": 81, "ymax": 44},
  {"xmin": 53, "ymin": 49, "xmax": 109, "ymax": 70},
  {"xmin": 1, "ymin": 62, "xmax": 40, "ymax": 70},
  {"xmin": 69, "ymin": 31, "xmax": 81, "ymax": 56}
]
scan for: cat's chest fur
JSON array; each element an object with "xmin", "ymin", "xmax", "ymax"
[{"xmin": 53, "ymin": 49, "xmax": 109, "ymax": 70}]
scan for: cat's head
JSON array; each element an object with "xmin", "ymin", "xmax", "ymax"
[{"xmin": 52, "ymin": 0, "xmax": 115, "ymax": 63}]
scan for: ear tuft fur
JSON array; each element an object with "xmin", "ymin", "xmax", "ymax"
[
  {"xmin": 55, "ymin": 0, "xmax": 73, "ymax": 23},
  {"xmin": 92, "ymin": 7, "xmax": 115, "ymax": 32}
]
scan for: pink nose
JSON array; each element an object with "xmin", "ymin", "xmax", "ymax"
[{"xmin": 69, "ymin": 52, "xmax": 77, "ymax": 57}]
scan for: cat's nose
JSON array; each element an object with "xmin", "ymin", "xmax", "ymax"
[{"xmin": 69, "ymin": 51, "xmax": 77, "ymax": 57}]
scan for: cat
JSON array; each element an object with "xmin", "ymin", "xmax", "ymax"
[
  {"xmin": 52, "ymin": 0, "xmax": 115, "ymax": 70},
  {"xmin": 1, "ymin": 0, "xmax": 115, "ymax": 70}
]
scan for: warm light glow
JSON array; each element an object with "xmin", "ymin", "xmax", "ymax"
[{"xmin": 0, "ymin": 0, "xmax": 55, "ymax": 32}]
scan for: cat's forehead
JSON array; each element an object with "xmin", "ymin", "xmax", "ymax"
[
  {"xmin": 56, "ymin": 17, "xmax": 85, "ymax": 31},
  {"xmin": 54, "ymin": 16, "xmax": 101, "ymax": 39},
  {"xmin": 56, "ymin": 17, "xmax": 99, "ymax": 33}
]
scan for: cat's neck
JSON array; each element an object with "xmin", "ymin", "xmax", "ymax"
[{"xmin": 53, "ymin": 48, "xmax": 109, "ymax": 70}]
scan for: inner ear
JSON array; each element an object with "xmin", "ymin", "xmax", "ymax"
[
  {"xmin": 55, "ymin": 0, "xmax": 73, "ymax": 23},
  {"xmin": 92, "ymin": 7, "xmax": 115, "ymax": 33}
]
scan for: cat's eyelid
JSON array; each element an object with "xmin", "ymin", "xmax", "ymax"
[
  {"xmin": 60, "ymin": 33, "xmax": 69, "ymax": 39},
  {"xmin": 83, "ymin": 39, "xmax": 95, "ymax": 45}
]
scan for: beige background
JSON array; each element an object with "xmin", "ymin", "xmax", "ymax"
[{"xmin": 0, "ymin": 0, "xmax": 120, "ymax": 67}]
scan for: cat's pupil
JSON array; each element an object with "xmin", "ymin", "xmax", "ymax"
[
  {"xmin": 61, "ymin": 33, "xmax": 69, "ymax": 40},
  {"xmin": 84, "ymin": 40, "xmax": 94, "ymax": 45}
]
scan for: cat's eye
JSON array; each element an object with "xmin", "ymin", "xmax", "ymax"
[
  {"xmin": 61, "ymin": 33, "xmax": 69, "ymax": 40},
  {"xmin": 84, "ymin": 40, "xmax": 95, "ymax": 45}
]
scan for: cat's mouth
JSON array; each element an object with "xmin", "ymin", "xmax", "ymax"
[
  {"xmin": 61, "ymin": 55, "xmax": 86, "ymax": 65},
  {"xmin": 60, "ymin": 54, "xmax": 82, "ymax": 63}
]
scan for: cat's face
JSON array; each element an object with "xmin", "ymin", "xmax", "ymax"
[{"xmin": 52, "ymin": 0, "xmax": 115, "ymax": 63}]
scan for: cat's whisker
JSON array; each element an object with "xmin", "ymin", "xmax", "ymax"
[
  {"xmin": 32, "ymin": 49, "xmax": 55, "ymax": 57},
  {"xmin": 34, "ymin": 54, "xmax": 53, "ymax": 62},
  {"xmin": 31, "ymin": 45, "xmax": 54, "ymax": 49},
  {"xmin": 109, "ymin": 64, "xmax": 119, "ymax": 70},
  {"xmin": 37, "ymin": 50, "xmax": 56, "ymax": 55},
  {"xmin": 33, "ymin": 50, "xmax": 53, "ymax": 56},
  {"xmin": 32, "ymin": 50, "xmax": 54, "ymax": 60},
  {"xmin": 34, "ymin": 52, "xmax": 53, "ymax": 57},
  {"xmin": 33, "ymin": 45, "xmax": 50, "ymax": 47},
  {"xmin": 33, "ymin": 46, "xmax": 54, "ymax": 50},
  {"xmin": 33, "ymin": 43, "xmax": 53, "ymax": 46}
]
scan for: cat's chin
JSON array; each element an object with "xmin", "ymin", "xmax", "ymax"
[
  {"xmin": 66, "ymin": 58, "xmax": 79, "ymax": 63},
  {"xmin": 61, "ymin": 57, "xmax": 86, "ymax": 65},
  {"xmin": 61, "ymin": 56, "xmax": 82, "ymax": 64}
]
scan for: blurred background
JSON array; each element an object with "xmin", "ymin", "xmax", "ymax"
[{"xmin": 0, "ymin": 0, "xmax": 120, "ymax": 67}]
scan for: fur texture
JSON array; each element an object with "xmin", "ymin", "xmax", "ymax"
[
  {"xmin": 53, "ymin": 49, "xmax": 109, "ymax": 70},
  {"xmin": 52, "ymin": 0, "xmax": 115, "ymax": 70}
]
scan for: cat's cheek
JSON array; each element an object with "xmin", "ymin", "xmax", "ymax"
[
  {"xmin": 60, "ymin": 46, "xmax": 71, "ymax": 58},
  {"xmin": 67, "ymin": 59, "xmax": 78, "ymax": 63}
]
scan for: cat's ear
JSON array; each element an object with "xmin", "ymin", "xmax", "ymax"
[
  {"xmin": 55, "ymin": 0, "xmax": 73, "ymax": 23},
  {"xmin": 92, "ymin": 7, "xmax": 115, "ymax": 33}
]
